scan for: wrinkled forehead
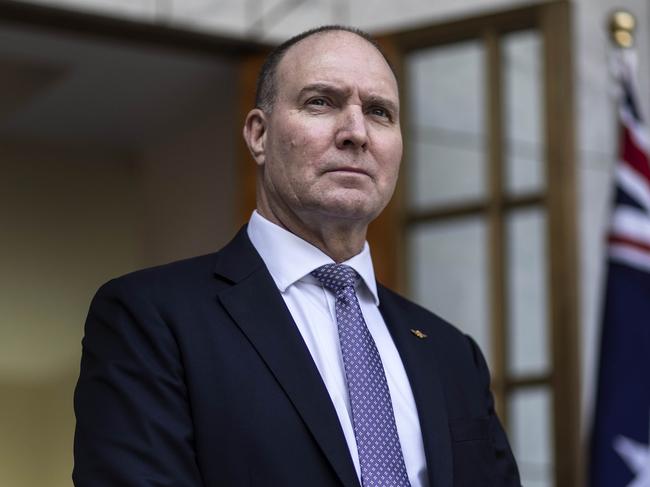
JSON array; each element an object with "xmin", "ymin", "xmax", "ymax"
[{"xmin": 275, "ymin": 31, "xmax": 399, "ymax": 101}]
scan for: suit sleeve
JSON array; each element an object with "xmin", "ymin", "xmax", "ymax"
[
  {"xmin": 73, "ymin": 279, "xmax": 204, "ymax": 487},
  {"xmin": 467, "ymin": 335, "xmax": 522, "ymax": 487}
]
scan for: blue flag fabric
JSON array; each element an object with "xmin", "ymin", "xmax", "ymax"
[{"xmin": 590, "ymin": 50, "xmax": 650, "ymax": 487}]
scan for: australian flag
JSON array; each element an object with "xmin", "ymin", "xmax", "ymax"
[{"xmin": 590, "ymin": 50, "xmax": 650, "ymax": 486}]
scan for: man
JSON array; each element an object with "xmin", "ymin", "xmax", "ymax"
[{"xmin": 74, "ymin": 26, "xmax": 521, "ymax": 487}]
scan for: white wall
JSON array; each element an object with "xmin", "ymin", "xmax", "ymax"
[{"xmin": 0, "ymin": 140, "xmax": 142, "ymax": 487}]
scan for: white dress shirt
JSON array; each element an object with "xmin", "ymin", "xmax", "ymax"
[{"xmin": 247, "ymin": 211, "xmax": 429, "ymax": 487}]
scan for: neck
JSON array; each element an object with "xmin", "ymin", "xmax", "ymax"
[{"xmin": 256, "ymin": 206, "xmax": 368, "ymax": 263}]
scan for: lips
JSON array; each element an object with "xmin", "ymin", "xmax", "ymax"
[{"xmin": 325, "ymin": 166, "xmax": 370, "ymax": 177}]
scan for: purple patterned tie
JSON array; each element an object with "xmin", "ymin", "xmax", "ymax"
[{"xmin": 312, "ymin": 264, "xmax": 411, "ymax": 487}]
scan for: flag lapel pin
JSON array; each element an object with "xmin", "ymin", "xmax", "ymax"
[{"xmin": 410, "ymin": 329, "xmax": 428, "ymax": 339}]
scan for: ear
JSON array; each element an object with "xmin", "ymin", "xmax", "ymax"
[{"xmin": 243, "ymin": 108, "xmax": 267, "ymax": 166}]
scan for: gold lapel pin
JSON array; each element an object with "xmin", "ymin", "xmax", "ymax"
[{"xmin": 410, "ymin": 329, "xmax": 428, "ymax": 339}]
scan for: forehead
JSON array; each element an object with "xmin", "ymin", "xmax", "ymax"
[{"xmin": 275, "ymin": 31, "xmax": 398, "ymax": 100}]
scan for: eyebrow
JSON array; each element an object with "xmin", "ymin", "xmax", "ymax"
[
  {"xmin": 298, "ymin": 82, "xmax": 399, "ymax": 115},
  {"xmin": 365, "ymin": 95, "xmax": 399, "ymax": 117},
  {"xmin": 298, "ymin": 83, "xmax": 350, "ymax": 99}
]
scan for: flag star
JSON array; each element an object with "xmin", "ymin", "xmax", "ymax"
[{"xmin": 613, "ymin": 413, "xmax": 650, "ymax": 487}]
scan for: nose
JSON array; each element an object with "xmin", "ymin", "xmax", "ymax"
[{"xmin": 335, "ymin": 106, "xmax": 368, "ymax": 151}]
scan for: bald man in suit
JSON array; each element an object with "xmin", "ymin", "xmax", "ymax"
[{"xmin": 73, "ymin": 25, "xmax": 521, "ymax": 487}]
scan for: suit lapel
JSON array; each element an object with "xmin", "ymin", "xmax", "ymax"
[
  {"xmin": 379, "ymin": 287, "xmax": 453, "ymax": 487},
  {"xmin": 214, "ymin": 228, "xmax": 360, "ymax": 487}
]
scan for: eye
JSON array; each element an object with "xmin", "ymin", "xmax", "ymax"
[
  {"xmin": 368, "ymin": 106, "xmax": 390, "ymax": 119},
  {"xmin": 306, "ymin": 97, "xmax": 329, "ymax": 107}
]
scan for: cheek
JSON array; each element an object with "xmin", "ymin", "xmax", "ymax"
[
  {"xmin": 283, "ymin": 131, "xmax": 331, "ymax": 174},
  {"xmin": 276, "ymin": 130, "xmax": 308, "ymax": 165},
  {"xmin": 284, "ymin": 118, "xmax": 332, "ymax": 152},
  {"xmin": 377, "ymin": 137, "xmax": 403, "ymax": 182},
  {"xmin": 268, "ymin": 135, "xmax": 320, "ymax": 193}
]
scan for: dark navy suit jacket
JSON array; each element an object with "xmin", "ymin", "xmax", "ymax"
[{"xmin": 73, "ymin": 227, "xmax": 521, "ymax": 486}]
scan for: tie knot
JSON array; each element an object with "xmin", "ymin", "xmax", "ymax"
[{"xmin": 311, "ymin": 264, "xmax": 359, "ymax": 292}]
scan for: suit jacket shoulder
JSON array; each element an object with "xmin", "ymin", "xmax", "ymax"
[{"xmin": 92, "ymin": 227, "xmax": 263, "ymax": 314}]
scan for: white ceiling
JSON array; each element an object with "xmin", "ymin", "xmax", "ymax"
[{"xmin": 13, "ymin": 0, "xmax": 535, "ymax": 41}]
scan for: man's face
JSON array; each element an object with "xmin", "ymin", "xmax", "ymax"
[{"xmin": 251, "ymin": 31, "xmax": 402, "ymax": 228}]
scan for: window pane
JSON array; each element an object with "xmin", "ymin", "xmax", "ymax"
[
  {"xmin": 406, "ymin": 41, "xmax": 486, "ymax": 209},
  {"xmin": 506, "ymin": 207, "xmax": 550, "ymax": 377},
  {"xmin": 503, "ymin": 30, "xmax": 545, "ymax": 195},
  {"xmin": 509, "ymin": 387, "xmax": 554, "ymax": 487},
  {"xmin": 406, "ymin": 217, "xmax": 491, "ymax": 365}
]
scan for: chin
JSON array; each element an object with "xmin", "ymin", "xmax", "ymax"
[
  {"xmin": 301, "ymin": 186, "xmax": 388, "ymax": 222},
  {"xmin": 312, "ymin": 199, "xmax": 382, "ymax": 223}
]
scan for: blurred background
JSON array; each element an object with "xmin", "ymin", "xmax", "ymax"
[{"xmin": 1, "ymin": 0, "xmax": 648, "ymax": 486}]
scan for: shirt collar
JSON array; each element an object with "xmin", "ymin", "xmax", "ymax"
[{"xmin": 247, "ymin": 210, "xmax": 380, "ymax": 305}]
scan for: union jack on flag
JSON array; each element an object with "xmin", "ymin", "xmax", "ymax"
[
  {"xmin": 590, "ymin": 49, "xmax": 650, "ymax": 486},
  {"xmin": 608, "ymin": 76, "xmax": 650, "ymax": 269}
]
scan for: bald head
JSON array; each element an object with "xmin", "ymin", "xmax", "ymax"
[{"xmin": 255, "ymin": 25, "xmax": 397, "ymax": 113}]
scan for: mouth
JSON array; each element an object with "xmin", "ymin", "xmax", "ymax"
[{"xmin": 325, "ymin": 167, "xmax": 370, "ymax": 177}]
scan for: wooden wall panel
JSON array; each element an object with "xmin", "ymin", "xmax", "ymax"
[{"xmin": 237, "ymin": 53, "xmax": 267, "ymax": 225}]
